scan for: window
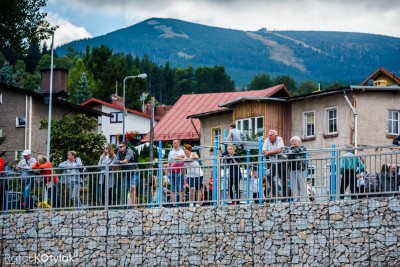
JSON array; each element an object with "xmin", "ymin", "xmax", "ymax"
[
  {"xmin": 303, "ymin": 111, "xmax": 315, "ymax": 137},
  {"xmin": 325, "ymin": 108, "xmax": 337, "ymax": 134},
  {"xmin": 110, "ymin": 112, "xmax": 123, "ymax": 123},
  {"xmin": 110, "ymin": 135, "xmax": 118, "ymax": 145},
  {"xmin": 98, "ymin": 115, "xmax": 102, "ymax": 125},
  {"xmin": 0, "ymin": 93, "xmax": 2, "ymax": 104},
  {"xmin": 236, "ymin": 116, "xmax": 264, "ymax": 137},
  {"xmin": 15, "ymin": 151, "xmax": 23, "ymax": 161},
  {"xmin": 0, "ymin": 128, "xmax": 2, "ymax": 137},
  {"xmin": 16, "ymin": 117, "xmax": 26, "ymax": 127},
  {"xmin": 211, "ymin": 127, "xmax": 222, "ymax": 143},
  {"xmin": 388, "ymin": 110, "xmax": 400, "ymax": 135}
]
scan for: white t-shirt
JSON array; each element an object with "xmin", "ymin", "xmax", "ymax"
[
  {"xmin": 168, "ymin": 148, "xmax": 184, "ymax": 162},
  {"xmin": 262, "ymin": 136, "xmax": 285, "ymax": 159},
  {"xmin": 184, "ymin": 152, "xmax": 203, "ymax": 178}
]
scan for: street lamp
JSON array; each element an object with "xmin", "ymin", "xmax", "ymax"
[
  {"xmin": 122, "ymin": 73, "xmax": 147, "ymax": 141},
  {"xmin": 45, "ymin": 29, "xmax": 55, "ymax": 160}
]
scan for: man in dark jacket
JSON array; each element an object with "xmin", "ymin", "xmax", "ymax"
[{"xmin": 116, "ymin": 142, "xmax": 139, "ymax": 207}]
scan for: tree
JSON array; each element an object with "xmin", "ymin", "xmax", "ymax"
[
  {"xmin": 75, "ymin": 72, "xmax": 92, "ymax": 104},
  {"xmin": 0, "ymin": 0, "xmax": 55, "ymax": 62},
  {"xmin": 297, "ymin": 80, "xmax": 318, "ymax": 95},
  {"xmin": 24, "ymin": 40, "xmax": 42, "ymax": 74},
  {"xmin": 0, "ymin": 62, "xmax": 17, "ymax": 86},
  {"xmin": 67, "ymin": 58, "xmax": 95, "ymax": 103},
  {"xmin": 247, "ymin": 73, "xmax": 273, "ymax": 90},
  {"xmin": 273, "ymin": 75, "xmax": 297, "ymax": 93},
  {"xmin": 13, "ymin": 60, "xmax": 40, "ymax": 91},
  {"xmin": 40, "ymin": 114, "xmax": 107, "ymax": 165}
]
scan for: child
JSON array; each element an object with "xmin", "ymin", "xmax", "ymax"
[
  {"xmin": 306, "ymin": 178, "xmax": 317, "ymax": 201},
  {"xmin": 251, "ymin": 168, "xmax": 260, "ymax": 201},
  {"xmin": 223, "ymin": 144, "xmax": 242, "ymax": 204}
]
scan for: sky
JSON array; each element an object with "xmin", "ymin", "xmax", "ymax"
[{"xmin": 43, "ymin": 0, "xmax": 400, "ymax": 47}]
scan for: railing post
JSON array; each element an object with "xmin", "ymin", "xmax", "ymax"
[
  {"xmin": 246, "ymin": 149, "xmax": 251, "ymax": 204},
  {"xmin": 4, "ymin": 166, "xmax": 9, "ymax": 213},
  {"xmin": 223, "ymin": 129, "xmax": 228, "ymax": 152},
  {"xmin": 258, "ymin": 137, "xmax": 263, "ymax": 204},
  {"xmin": 213, "ymin": 137, "xmax": 219, "ymax": 206},
  {"xmin": 104, "ymin": 165, "xmax": 109, "ymax": 211},
  {"xmin": 158, "ymin": 140, "xmax": 163, "ymax": 208},
  {"xmin": 331, "ymin": 144, "xmax": 337, "ymax": 200}
]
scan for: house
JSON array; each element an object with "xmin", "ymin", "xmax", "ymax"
[
  {"xmin": 81, "ymin": 97, "xmax": 160, "ymax": 145},
  {"xmin": 190, "ymin": 67, "xmax": 400, "ymax": 150},
  {"xmin": 0, "ymin": 83, "xmax": 106, "ymax": 165},
  {"xmin": 141, "ymin": 85, "xmax": 291, "ymax": 147},
  {"xmin": 360, "ymin": 67, "xmax": 400, "ymax": 87}
]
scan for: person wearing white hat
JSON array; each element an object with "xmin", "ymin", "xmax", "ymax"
[{"xmin": 16, "ymin": 149, "xmax": 37, "ymax": 210}]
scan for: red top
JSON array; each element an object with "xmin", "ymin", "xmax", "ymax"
[
  {"xmin": 32, "ymin": 161, "xmax": 58, "ymax": 184},
  {"xmin": 0, "ymin": 157, "xmax": 5, "ymax": 175},
  {"xmin": 208, "ymin": 176, "xmax": 213, "ymax": 191}
]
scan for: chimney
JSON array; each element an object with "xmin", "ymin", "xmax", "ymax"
[
  {"xmin": 40, "ymin": 68, "xmax": 69, "ymax": 100},
  {"xmin": 111, "ymin": 94, "xmax": 124, "ymax": 107}
]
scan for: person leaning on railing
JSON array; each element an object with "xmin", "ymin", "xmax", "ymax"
[
  {"xmin": 286, "ymin": 136, "xmax": 308, "ymax": 202},
  {"xmin": 32, "ymin": 155, "xmax": 60, "ymax": 208},
  {"xmin": 58, "ymin": 151, "xmax": 83, "ymax": 208},
  {"xmin": 222, "ymin": 144, "xmax": 242, "ymax": 205},
  {"xmin": 15, "ymin": 150, "xmax": 37, "ymax": 211},
  {"xmin": 115, "ymin": 142, "xmax": 139, "ymax": 207},
  {"xmin": 98, "ymin": 143, "xmax": 116, "ymax": 206},
  {"xmin": 339, "ymin": 146, "xmax": 365, "ymax": 199},
  {"xmin": 182, "ymin": 144, "xmax": 204, "ymax": 207},
  {"xmin": 262, "ymin": 130, "xmax": 288, "ymax": 201}
]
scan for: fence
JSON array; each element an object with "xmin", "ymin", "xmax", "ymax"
[{"xmin": 0, "ymin": 145, "xmax": 399, "ymax": 213}]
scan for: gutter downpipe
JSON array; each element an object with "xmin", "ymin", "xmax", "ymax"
[{"xmin": 343, "ymin": 92, "xmax": 358, "ymax": 154}]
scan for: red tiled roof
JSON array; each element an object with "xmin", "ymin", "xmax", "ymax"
[
  {"xmin": 81, "ymin": 98, "xmax": 160, "ymax": 120},
  {"xmin": 360, "ymin": 67, "xmax": 400, "ymax": 85},
  {"xmin": 142, "ymin": 84, "xmax": 290, "ymax": 142}
]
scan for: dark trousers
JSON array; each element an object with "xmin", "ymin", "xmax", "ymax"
[
  {"xmin": 340, "ymin": 169, "xmax": 357, "ymax": 199},
  {"xmin": 0, "ymin": 178, "xmax": 7, "ymax": 211},
  {"xmin": 99, "ymin": 183, "xmax": 113, "ymax": 205},
  {"xmin": 229, "ymin": 175, "xmax": 240, "ymax": 201},
  {"xmin": 47, "ymin": 184, "xmax": 60, "ymax": 208},
  {"xmin": 269, "ymin": 162, "xmax": 288, "ymax": 199}
]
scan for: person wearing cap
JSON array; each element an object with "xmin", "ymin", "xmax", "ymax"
[{"xmin": 15, "ymin": 149, "xmax": 37, "ymax": 210}]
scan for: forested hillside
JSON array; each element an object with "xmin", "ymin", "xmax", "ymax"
[{"xmin": 56, "ymin": 18, "xmax": 400, "ymax": 87}]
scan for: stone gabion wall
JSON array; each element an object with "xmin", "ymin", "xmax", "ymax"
[{"xmin": 1, "ymin": 197, "xmax": 399, "ymax": 266}]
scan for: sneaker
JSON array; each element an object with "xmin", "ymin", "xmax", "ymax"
[
  {"xmin": 195, "ymin": 204, "xmax": 201, "ymax": 207},
  {"xmin": 189, "ymin": 203, "xmax": 194, "ymax": 207}
]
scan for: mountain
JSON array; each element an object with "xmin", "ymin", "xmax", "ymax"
[{"xmin": 56, "ymin": 18, "xmax": 400, "ymax": 88}]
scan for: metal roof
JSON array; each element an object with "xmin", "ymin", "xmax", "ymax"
[
  {"xmin": 81, "ymin": 98, "xmax": 160, "ymax": 120},
  {"xmin": 142, "ymin": 84, "xmax": 290, "ymax": 142}
]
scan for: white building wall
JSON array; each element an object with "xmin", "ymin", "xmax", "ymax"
[{"xmin": 96, "ymin": 105, "xmax": 153, "ymax": 143}]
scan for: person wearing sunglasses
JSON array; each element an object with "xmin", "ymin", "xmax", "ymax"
[
  {"xmin": 116, "ymin": 142, "xmax": 139, "ymax": 207},
  {"xmin": 98, "ymin": 143, "xmax": 116, "ymax": 206}
]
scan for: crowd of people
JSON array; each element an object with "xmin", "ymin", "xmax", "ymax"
[{"xmin": 0, "ymin": 131, "xmax": 399, "ymax": 211}]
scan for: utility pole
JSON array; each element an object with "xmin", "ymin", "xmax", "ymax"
[{"xmin": 149, "ymin": 97, "xmax": 155, "ymax": 163}]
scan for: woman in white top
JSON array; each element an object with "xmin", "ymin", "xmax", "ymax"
[
  {"xmin": 182, "ymin": 144, "xmax": 204, "ymax": 206},
  {"xmin": 98, "ymin": 143, "xmax": 115, "ymax": 205}
]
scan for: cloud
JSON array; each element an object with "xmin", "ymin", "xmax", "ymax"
[{"xmin": 46, "ymin": 12, "xmax": 92, "ymax": 47}]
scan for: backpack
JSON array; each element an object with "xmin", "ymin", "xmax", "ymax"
[{"xmin": 363, "ymin": 173, "xmax": 380, "ymax": 192}]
